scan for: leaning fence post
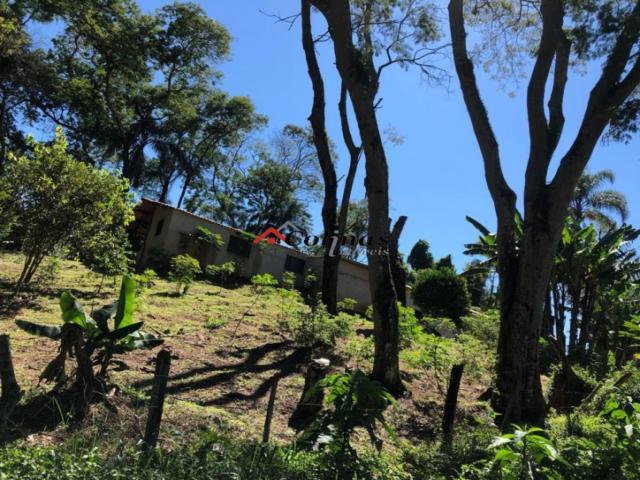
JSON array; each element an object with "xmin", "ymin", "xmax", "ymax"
[
  {"xmin": 0, "ymin": 335, "xmax": 22, "ymax": 442},
  {"xmin": 142, "ymin": 349, "xmax": 171, "ymax": 450},
  {"xmin": 262, "ymin": 379, "xmax": 279, "ymax": 444},
  {"xmin": 442, "ymin": 363, "xmax": 464, "ymax": 449}
]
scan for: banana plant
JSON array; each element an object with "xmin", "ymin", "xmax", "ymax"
[{"xmin": 16, "ymin": 276, "xmax": 162, "ymax": 381}]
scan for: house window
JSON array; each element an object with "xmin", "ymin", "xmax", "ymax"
[
  {"xmin": 284, "ymin": 255, "xmax": 305, "ymax": 274},
  {"xmin": 154, "ymin": 218, "xmax": 165, "ymax": 236},
  {"xmin": 227, "ymin": 235, "xmax": 252, "ymax": 258}
]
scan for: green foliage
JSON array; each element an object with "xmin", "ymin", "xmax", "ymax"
[
  {"xmin": 460, "ymin": 310, "xmax": 500, "ymax": 348},
  {"xmin": 205, "ymin": 317, "xmax": 227, "ymax": 330},
  {"xmin": 337, "ymin": 297, "xmax": 359, "ymax": 313},
  {"xmin": 303, "ymin": 370, "xmax": 396, "ymax": 454},
  {"xmin": 488, "ymin": 425, "xmax": 567, "ymax": 480},
  {"xmin": 131, "ymin": 268, "xmax": 158, "ymax": 295},
  {"xmin": 435, "ymin": 254, "xmax": 455, "ymax": 272},
  {"xmin": 422, "ymin": 316, "xmax": 459, "ymax": 338},
  {"xmin": 282, "ymin": 271, "xmax": 296, "ymax": 290},
  {"xmin": 205, "ymin": 261, "xmax": 239, "ymax": 286},
  {"xmin": 0, "ymin": 129, "xmax": 134, "ymax": 286},
  {"xmin": 344, "ymin": 335, "xmax": 375, "ymax": 366},
  {"xmin": 365, "ymin": 304, "xmax": 374, "ymax": 321},
  {"xmin": 170, "ymin": 254, "xmax": 202, "ymax": 295},
  {"xmin": 0, "ymin": 432, "xmax": 409, "ymax": 480},
  {"xmin": 412, "ymin": 268, "xmax": 471, "ymax": 322},
  {"xmin": 407, "ymin": 239, "xmax": 434, "ymax": 271},
  {"xmin": 78, "ymin": 229, "xmax": 131, "ymax": 277},
  {"xmin": 281, "ymin": 297, "xmax": 352, "ymax": 348},
  {"xmin": 251, "ymin": 273, "xmax": 279, "ymax": 288},
  {"xmin": 35, "ymin": 256, "xmax": 61, "ymax": 285},
  {"xmin": 15, "ymin": 276, "xmax": 162, "ymax": 380},
  {"xmin": 398, "ymin": 304, "xmax": 424, "ymax": 349},
  {"xmin": 192, "ymin": 226, "xmax": 224, "ymax": 248}
]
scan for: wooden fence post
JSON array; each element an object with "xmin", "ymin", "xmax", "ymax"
[
  {"xmin": 442, "ymin": 363, "xmax": 464, "ymax": 448},
  {"xmin": 262, "ymin": 379, "xmax": 279, "ymax": 443},
  {"xmin": 0, "ymin": 335, "xmax": 22, "ymax": 441},
  {"xmin": 142, "ymin": 349, "xmax": 171, "ymax": 450}
]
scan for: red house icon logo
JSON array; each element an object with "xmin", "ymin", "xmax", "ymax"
[{"xmin": 253, "ymin": 227, "xmax": 286, "ymax": 245}]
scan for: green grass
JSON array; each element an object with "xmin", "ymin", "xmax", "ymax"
[{"xmin": 0, "ymin": 251, "xmax": 495, "ymax": 451}]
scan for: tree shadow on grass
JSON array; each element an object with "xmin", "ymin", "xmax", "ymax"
[
  {"xmin": 5, "ymin": 385, "xmax": 100, "ymax": 442},
  {"xmin": 0, "ymin": 280, "xmax": 44, "ymax": 317},
  {"xmin": 133, "ymin": 341, "xmax": 311, "ymax": 407},
  {"xmin": 151, "ymin": 291, "xmax": 182, "ymax": 298}
]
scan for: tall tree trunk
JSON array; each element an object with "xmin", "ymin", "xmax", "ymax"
[
  {"xmin": 390, "ymin": 216, "xmax": 408, "ymax": 306},
  {"xmin": 301, "ymin": 0, "xmax": 339, "ymax": 314},
  {"xmin": 176, "ymin": 173, "xmax": 192, "ymax": 209},
  {"xmin": 158, "ymin": 176, "xmax": 172, "ymax": 204},
  {"xmin": 309, "ymin": 0, "xmax": 402, "ymax": 394},
  {"xmin": 449, "ymin": 0, "xmax": 640, "ymax": 427},
  {"xmin": 494, "ymin": 226, "xmax": 558, "ymax": 426}
]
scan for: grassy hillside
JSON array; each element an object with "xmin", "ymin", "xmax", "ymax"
[{"xmin": 0, "ymin": 252, "xmax": 495, "ymax": 450}]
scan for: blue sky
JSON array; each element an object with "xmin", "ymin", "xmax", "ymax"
[{"xmin": 30, "ymin": 1, "xmax": 640, "ymax": 268}]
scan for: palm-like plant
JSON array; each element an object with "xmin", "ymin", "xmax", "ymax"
[
  {"xmin": 16, "ymin": 276, "xmax": 162, "ymax": 384},
  {"xmin": 569, "ymin": 169, "xmax": 628, "ymax": 230}
]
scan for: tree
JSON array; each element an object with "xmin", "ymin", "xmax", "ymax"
[
  {"xmin": 570, "ymin": 169, "xmax": 628, "ymax": 230},
  {"xmin": 306, "ymin": 0, "xmax": 442, "ymax": 394},
  {"xmin": 449, "ymin": 0, "xmax": 640, "ymax": 426},
  {"xmin": 301, "ymin": 0, "xmax": 362, "ymax": 314},
  {"xmin": 150, "ymin": 91, "xmax": 261, "ymax": 208},
  {"xmin": 45, "ymin": 1, "xmax": 233, "ymax": 185},
  {"xmin": 0, "ymin": 128, "xmax": 133, "ymax": 290},
  {"xmin": 411, "ymin": 268, "xmax": 471, "ymax": 323},
  {"xmin": 408, "ymin": 239, "xmax": 434, "ymax": 271},
  {"xmin": 0, "ymin": 10, "xmax": 40, "ymax": 170},
  {"xmin": 435, "ymin": 254, "xmax": 455, "ymax": 272},
  {"xmin": 239, "ymin": 159, "xmax": 313, "ymax": 233},
  {"xmin": 463, "ymin": 260, "xmax": 489, "ymax": 307}
]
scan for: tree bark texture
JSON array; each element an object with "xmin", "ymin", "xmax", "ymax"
[{"xmin": 449, "ymin": 0, "xmax": 640, "ymax": 427}]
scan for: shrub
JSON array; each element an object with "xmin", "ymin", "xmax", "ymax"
[
  {"xmin": 365, "ymin": 304, "xmax": 373, "ymax": 321},
  {"xmin": 460, "ymin": 309, "xmax": 499, "ymax": 348},
  {"xmin": 411, "ymin": 268, "xmax": 471, "ymax": 322},
  {"xmin": 131, "ymin": 268, "xmax": 158, "ymax": 295},
  {"xmin": 285, "ymin": 298, "xmax": 352, "ymax": 348},
  {"xmin": 422, "ymin": 316, "xmax": 458, "ymax": 338},
  {"xmin": 282, "ymin": 271, "xmax": 296, "ymax": 289},
  {"xmin": 35, "ymin": 256, "xmax": 61, "ymax": 285},
  {"xmin": 192, "ymin": 225, "xmax": 224, "ymax": 249},
  {"xmin": 488, "ymin": 425, "xmax": 567, "ymax": 480},
  {"xmin": 302, "ymin": 370, "xmax": 396, "ymax": 454},
  {"xmin": 398, "ymin": 304, "xmax": 424, "ymax": 349},
  {"xmin": 15, "ymin": 276, "xmax": 162, "ymax": 382},
  {"xmin": 205, "ymin": 261, "xmax": 239, "ymax": 287},
  {"xmin": 0, "ymin": 128, "xmax": 134, "ymax": 288},
  {"xmin": 337, "ymin": 297, "xmax": 359, "ymax": 313},
  {"xmin": 251, "ymin": 273, "xmax": 279, "ymax": 289},
  {"xmin": 344, "ymin": 335, "xmax": 375, "ymax": 366},
  {"xmin": 170, "ymin": 254, "xmax": 201, "ymax": 295}
]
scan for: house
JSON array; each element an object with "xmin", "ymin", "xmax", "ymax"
[{"xmin": 132, "ymin": 198, "xmax": 375, "ymax": 310}]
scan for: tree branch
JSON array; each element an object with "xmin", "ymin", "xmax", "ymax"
[
  {"xmin": 550, "ymin": 1, "xmax": 640, "ymax": 204},
  {"xmin": 337, "ymin": 82, "xmax": 362, "ymax": 234},
  {"xmin": 448, "ymin": 0, "xmax": 516, "ymax": 216},
  {"xmin": 525, "ymin": 0, "xmax": 564, "ymax": 190},
  {"xmin": 547, "ymin": 30, "xmax": 570, "ymax": 157}
]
